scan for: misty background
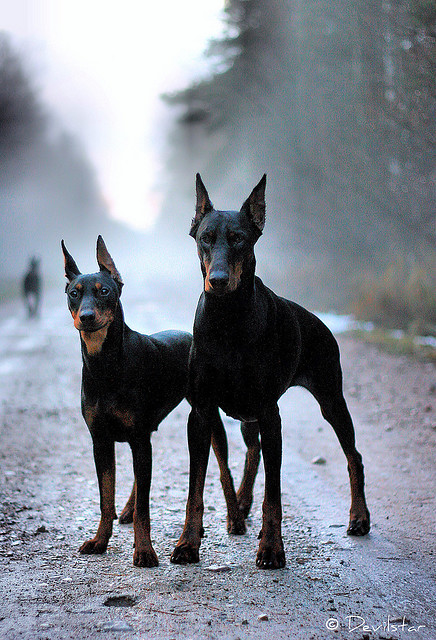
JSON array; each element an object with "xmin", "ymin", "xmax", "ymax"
[{"xmin": 0, "ymin": 0, "xmax": 435, "ymax": 328}]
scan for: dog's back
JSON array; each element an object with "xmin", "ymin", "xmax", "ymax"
[{"xmin": 120, "ymin": 328, "xmax": 192, "ymax": 428}]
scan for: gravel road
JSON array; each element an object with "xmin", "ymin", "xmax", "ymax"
[{"xmin": 0, "ymin": 279, "xmax": 435, "ymax": 640}]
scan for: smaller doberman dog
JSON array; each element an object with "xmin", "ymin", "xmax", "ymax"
[
  {"xmin": 171, "ymin": 174, "xmax": 370, "ymax": 569},
  {"xmin": 23, "ymin": 257, "xmax": 41, "ymax": 317},
  {"xmin": 61, "ymin": 236, "xmax": 194, "ymax": 567}
]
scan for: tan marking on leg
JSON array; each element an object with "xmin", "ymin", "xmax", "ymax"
[
  {"xmin": 211, "ymin": 432, "xmax": 246, "ymax": 534},
  {"xmin": 79, "ymin": 467, "xmax": 116, "ymax": 554},
  {"xmin": 237, "ymin": 440, "xmax": 261, "ymax": 517},
  {"xmin": 119, "ymin": 481, "xmax": 136, "ymax": 524}
]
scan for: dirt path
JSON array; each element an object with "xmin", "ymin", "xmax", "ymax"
[{"xmin": 0, "ymin": 283, "xmax": 435, "ymax": 640}]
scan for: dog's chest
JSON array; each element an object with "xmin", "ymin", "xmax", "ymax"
[
  {"xmin": 83, "ymin": 390, "xmax": 137, "ymax": 441},
  {"xmin": 197, "ymin": 346, "xmax": 274, "ymax": 421}
]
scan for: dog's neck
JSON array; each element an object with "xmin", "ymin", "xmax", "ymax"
[
  {"xmin": 80, "ymin": 302, "xmax": 125, "ymax": 375},
  {"xmin": 199, "ymin": 261, "xmax": 267, "ymax": 339}
]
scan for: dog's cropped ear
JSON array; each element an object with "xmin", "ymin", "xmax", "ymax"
[
  {"xmin": 61, "ymin": 240, "xmax": 81, "ymax": 282},
  {"xmin": 190, "ymin": 173, "xmax": 214, "ymax": 238},
  {"xmin": 240, "ymin": 174, "xmax": 266, "ymax": 236},
  {"xmin": 96, "ymin": 235, "xmax": 123, "ymax": 291}
]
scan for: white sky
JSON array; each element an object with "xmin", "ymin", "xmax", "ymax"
[{"xmin": 0, "ymin": 0, "xmax": 225, "ymax": 229}]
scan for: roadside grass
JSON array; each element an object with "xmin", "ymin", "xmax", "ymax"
[
  {"xmin": 350, "ymin": 258, "xmax": 436, "ymax": 361},
  {"xmin": 349, "ymin": 327, "xmax": 436, "ymax": 361}
]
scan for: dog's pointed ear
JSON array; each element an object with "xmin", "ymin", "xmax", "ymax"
[
  {"xmin": 96, "ymin": 235, "xmax": 123, "ymax": 291},
  {"xmin": 240, "ymin": 174, "xmax": 266, "ymax": 236},
  {"xmin": 61, "ymin": 240, "xmax": 81, "ymax": 282},
  {"xmin": 190, "ymin": 173, "xmax": 214, "ymax": 238}
]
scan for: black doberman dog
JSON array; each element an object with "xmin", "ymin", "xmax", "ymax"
[
  {"xmin": 62, "ymin": 236, "xmax": 244, "ymax": 566},
  {"xmin": 23, "ymin": 257, "xmax": 41, "ymax": 317},
  {"xmin": 61, "ymin": 236, "xmax": 194, "ymax": 567},
  {"xmin": 170, "ymin": 174, "xmax": 370, "ymax": 569}
]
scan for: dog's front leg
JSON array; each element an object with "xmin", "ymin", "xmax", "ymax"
[
  {"xmin": 171, "ymin": 406, "xmax": 212, "ymax": 564},
  {"xmin": 131, "ymin": 435, "xmax": 158, "ymax": 567},
  {"xmin": 256, "ymin": 405, "xmax": 286, "ymax": 569},
  {"xmin": 79, "ymin": 438, "xmax": 117, "ymax": 554}
]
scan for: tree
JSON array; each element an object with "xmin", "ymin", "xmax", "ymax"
[
  {"xmin": 160, "ymin": 0, "xmax": 436, "ymax": 308},
  {"xmin": 0, "ymin": 34, "xmax": 121, "ymax": 280},
  {"xmin": 0, "ymin": 33, "xmax": 45, "ymax": 165}
]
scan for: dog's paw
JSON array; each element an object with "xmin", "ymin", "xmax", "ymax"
[
  {"xmin": 256, "ymin": 544, "xmax": 286, "ymax": 569},
  {"xmin": 227, "ymin": 515, "xmax": 246, "ymax": 535},
  {"xmin": 170, "ymin": 543, "xmax": 200, "ymax": 565},
  {"xmin": 347, "ymin": 513, "xmax": 370, "ymax": 536},
  {"xmin": 79, "ymin": 538, "xmax": 108, "ymax": 555},
  {"xmin": 133, "ymin": 547, "xmax": 159, "ymax": 568}
]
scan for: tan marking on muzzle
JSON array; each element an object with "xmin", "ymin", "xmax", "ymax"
[
  {"xmin": 204, "ymin": 260, "xmax": 243, "ymax": 293},
  {"xmin": 71, "ymin": 309, "xmax": 79, "ymax": 328},
  {"xmin": 73, "ymin": 306, "xmax": 114, "ymax": 332},
  {"xmin": 203, "ymin": 258, "xmax": 214, "ymax": 293},
  {"xmin": 228, "ymin": 262, "xmax": 243, "ymax": 292}
]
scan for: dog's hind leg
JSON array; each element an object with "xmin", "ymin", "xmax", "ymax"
[
  {"xmin": 310, "ymin": 381, "xmax": 370, "ymax": 536},
  {"xmin": 320, "ymin": 393, "xmax": 370, "ymax": 535},
  {"xmin": 236, "ymin": 421, "xmax": 261, "ymax": 518},
  {"xmin": 211, "ymin": 410, "xmax": 246, "ymax": 534},
  {"xmin": 298, "ymin": 327, "xmax": 370, "ymax": 536},
  {"xmin": 119, "ymin": 480, "xmax": 136, "ymax": 524}
]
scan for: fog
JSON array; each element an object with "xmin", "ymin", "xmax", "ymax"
[{"xmin": 0, "ymin": 0, "xmax": 435, "ymax": 313}]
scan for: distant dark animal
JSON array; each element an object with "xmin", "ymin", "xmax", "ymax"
[
  {"xmin": 23, "ymin": 257, "xmax": 41, "ymax": 317},
  {"xmin": 62, "ymin": 236, "xmax": 243, "ymax": 567},
  {"xmin": 170, "ymin": 174, "xmax": 370, "ymax": 570}
]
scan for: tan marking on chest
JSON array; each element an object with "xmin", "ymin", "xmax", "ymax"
[
  {"xmin": 111, "ymin": 408, "xmax": 135, "ymax": 429},
  {"xmin": 81, "ymin": 326, "xmax": 109, "ymax": 355},
  {"xmin": 84, "ymin": 405, "xmax": 98, "ymax": 427}
]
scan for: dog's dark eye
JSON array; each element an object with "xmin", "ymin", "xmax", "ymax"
[
  {"xmin": 100, "ymin": 287, "xmax": 110, "ymax": 296},
  {"xmin": 228, "ymin": 232, "xmax": 243, "ymax": 245},
  {"xmin": 201, "ymin": 232, "xmax": 214, "ymax": 245},
  {"xmin": 69, "ymin": 289, "xmax": 79, "ymax": 299}
]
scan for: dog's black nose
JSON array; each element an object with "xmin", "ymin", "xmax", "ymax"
[
  {"xmin": 79, "ymin": 309, "xmax": 96, "ymax": 325},
  {"xmin": 209, "ymin": 272, "xmax": 229, "ymax": 292}
]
